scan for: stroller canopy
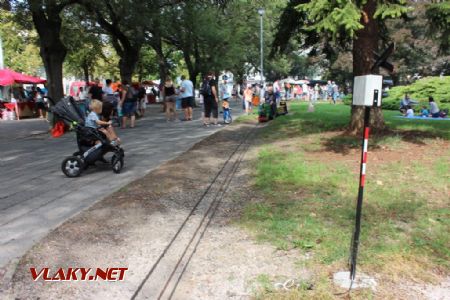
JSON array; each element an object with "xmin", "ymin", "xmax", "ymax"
[{"xmin": 51, "ymin": 97, "xmax": 85, "ymax": 126}]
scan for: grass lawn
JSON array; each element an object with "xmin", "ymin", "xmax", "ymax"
[{"xmin": 239, "ymin": 102, "xmax": 449, "ymax": 299}]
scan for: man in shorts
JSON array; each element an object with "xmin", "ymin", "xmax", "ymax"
[
  {"xmin": 180, "ymin": 75, "xmax": 194, "ymax": 121},
  {"xmin": 200, "ymin": 72, "xmax": 220, "ymax": 126}
]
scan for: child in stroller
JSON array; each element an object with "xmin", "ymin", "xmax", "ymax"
[
  {"xmin": 51, "ymin": 97, "xmax": 125, "ymax": 178},
  {"xmin": 86, "ymin": 100, "xmax": 121, "ymax": 146}
]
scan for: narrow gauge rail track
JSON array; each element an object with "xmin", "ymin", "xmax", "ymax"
[{"xmin": 131, "ymin": 123, "xmax": 259, "ymax": 300}]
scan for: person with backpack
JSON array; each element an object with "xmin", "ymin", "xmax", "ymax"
[
  {"xmin": 119, "ymin": 80, "xmax": 138, "ymax": 128},
  {"xmin": 200, "ymin": 72, "xmax": 220, "ymax": 127}
]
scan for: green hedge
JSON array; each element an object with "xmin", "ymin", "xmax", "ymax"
[{"xmin": 345, "ymin": 76, "xmax": 450, "ymax": 111}]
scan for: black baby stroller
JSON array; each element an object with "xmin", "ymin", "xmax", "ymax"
[{"xmin": 51, "ymin": 97, "xmax": 125, "ymax": 178}]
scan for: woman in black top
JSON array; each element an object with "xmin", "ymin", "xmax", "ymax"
[{"xmin": 163, "ymin": 77, "xmax": 177, "ymax": 121}]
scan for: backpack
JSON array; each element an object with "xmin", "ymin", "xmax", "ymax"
[
  {"xmin": 200, "ymin": 80, "xmax": 212, "ymax": 96},
  {"xmin": 126, "ymin": 86, "xmax": 138, "ymax": 102},
  {"xmin": 137, "ymin": 87, "xmax": 146, "ymax": 99}
]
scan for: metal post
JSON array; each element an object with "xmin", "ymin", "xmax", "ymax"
[
  {"xmin": 349, "ymin": 89, "xmax": 378, "ymax": 281},
  {"xmin": 258, "ymin": 8, "xmax": 264, "ymax": 86},
  {"xmin": 260, "ymin": 15, "xmax": 263, "ymax": 85},
  {"xmin": 0, "ymin": 35, "xmax": 4, "ymax": 69}
]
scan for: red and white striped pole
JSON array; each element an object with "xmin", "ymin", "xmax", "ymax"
[
  {"xmin": 349, "ymin": 90, "xmax": 378, "ymax": 281},
  {"xmin": 360, "ymin": 123, "xmax": 370, "ymax": 189}
]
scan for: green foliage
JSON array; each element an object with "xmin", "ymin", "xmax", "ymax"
[
  {"xmin": 135, "ymin": 46, "xmax": 163, "ymax": 80},
  {"xmin": 297, "ymin": 0, "xmax": 362, "ymax": 38},
  {"xmin": 62, "ymin": 7, "xmax": 107, "ymax": 80},
  {"xmin": 426, "ymin": 1, "xmax": 450, "ymax": 53},
  {"xmin": 240, "ymin": 102, "xmax": 449, "ymax": 288},
  {"xmin": 386, "ymin": 2, "xmax": 450, "ymax": 82},
  {"xmin": 374, "ymin": 2, "xmax": 411, "ymax": 19},
  {"xmin": 161, "ymin": 0, "xmax": 288, "ymax": 82},
  {"xmin": 0, "ymin": 10, "xmax": 42, "ymax": 75},
  {"xmin": 297, "ymin": 0, "xmax": 409, "ymax": 40}
]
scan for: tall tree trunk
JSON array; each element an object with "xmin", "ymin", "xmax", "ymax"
[
  {"xmin": 157, "ymin": 55, "xmax": 168, "ymax": 82},
  {"xmin": 41, "ymin": 47, "xmax": 65, "ymax": 101},
  {"xmin": 31, "ymin": 7, "xmax": 66, "ymax": 102},
  {"xmin": 82, "ymin": 61, "xmax": 89, "ymax": 84},
  {"xmin": 137, "ymin": 63, "xmax": 143, "ymax": 82},
  {"xmin": 189, "ymin": 69, "xmax": 199, "ymax": 89},
  {"xmin": 119, "ymin": 47, "xmax": 140, "ymax": 83},
  {"xmin": 350, "ymin": 0, "xmax": 385, "ymax": 134},
  {"xmin": 183, "ymin": 51, "xmax": 199, "ymax": 88}
]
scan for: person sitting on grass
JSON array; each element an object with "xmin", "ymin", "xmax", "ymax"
[
  {"xmin": 85, "ymin": 100, "xmax": 121, "ymax": 146},
  {"xmin": 420, "ymin": 106, "xmax": 429, "ymax": 117},
  {"xmin": 429, "ymin": 97, "xmax": 440, "ymax": 118},
  {"xmin": 405, "ymin": 105, "xmax": 414, "ymax": 118}
]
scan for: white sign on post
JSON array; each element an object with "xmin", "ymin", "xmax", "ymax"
[{"xmin": 352, "ymin": 75, "xmax": 383, "ymax": 107}]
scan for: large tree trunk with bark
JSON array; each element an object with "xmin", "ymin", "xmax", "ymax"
[
  {"xmin": 183, "ymin": 51, "xmax": 199, "ymax": 88},
  {"xmin": 350, "ymin": 0, "xmax": 385, "ymax": 134},
  {"xmin": 31, "ymin": 7, "xmax": 66, "ymax": 102},
  {"xmin": 148, "ymin": 34, "xmax": 168, "ymax": 82},
  {"xmin": 189, "ymin": 69, "xmax": 199, "ymax": 90},
  {"xmin": 157, "ymin": 54, "xmax": 168, "ymax": 82},
  {"xmin": 119, "ymin": 47, "xmax": 140, "ymax": 83},
  {"xmin": 82, "ymin": 61, "xmax": 89, "ymax": 84}
]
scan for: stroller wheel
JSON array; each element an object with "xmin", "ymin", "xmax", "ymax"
[
  {"xmin": 61, "ymin": 156, "xmax": 83, "ymax": 178},
  {"xmin": 111, "ymin": 153, "xmax": 124, "ymax": 174}
]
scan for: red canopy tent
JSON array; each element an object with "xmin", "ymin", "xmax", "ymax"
[
  {"xmin": 0, "ymin": 68, "xmax": 46, "ymax": 86},
  {"xmin": 0, "ymin": 69, "xmax": 47, "ymax": 120}
]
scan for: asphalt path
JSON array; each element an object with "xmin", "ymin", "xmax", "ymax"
[{"xmin": 0, "ymin": 103, "xmax": 243, "ymax": 268}]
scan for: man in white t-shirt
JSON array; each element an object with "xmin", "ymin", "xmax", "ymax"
[{"xmin": 180, "ymin": 75, "xmax": 194, "ymax": 121}]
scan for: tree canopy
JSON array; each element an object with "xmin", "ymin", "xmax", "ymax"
[{"xmin": 0, "ymin": 0, "xmax": 447, "ymax": 125}]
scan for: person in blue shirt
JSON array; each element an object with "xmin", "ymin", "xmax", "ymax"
[
  {"xmin": 420, "ymin": 106, "xmax": 429, "ymax": 117},
  {"xmin": 180, "ymin": 75, "xmax": 194, "ymax": 121}
]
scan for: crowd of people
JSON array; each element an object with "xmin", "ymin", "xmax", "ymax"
[
  {"xmin": 10, "ymin": 74, "xmax": 448, "ymax": 136},
  {"xmin": 281, "ymin": 80, "xmax": 341, "ymax": 104},
  {"xmin": 2, "ymin": 73, "xmax": 345, "ymax": 126},
  {"xmin": 74, "ymin": 79, "xmax": 147, "ymax": 129}
]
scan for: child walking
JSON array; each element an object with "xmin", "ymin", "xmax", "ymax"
[{"xmin": 222, "ymin": 98, "xmax": 232, "ymax": 124}]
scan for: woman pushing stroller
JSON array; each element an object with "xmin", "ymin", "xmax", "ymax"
[{"xmin": 86, "ymin": 100, "xmax": 121, "ymax": 146}]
